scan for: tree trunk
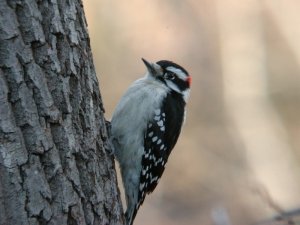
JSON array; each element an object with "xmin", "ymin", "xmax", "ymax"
[{"xmin": 0, "ymin": 1, "xmax": 124, "ymax": 225}]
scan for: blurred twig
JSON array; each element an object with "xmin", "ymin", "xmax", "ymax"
[
  {"xmin": 252, "ymin": 184, "xmax": 285, "ymax": 215},
  {"xmin": 252, "ymin": 184, "xmax": 300, "ymax": 225},
  {"xmin": 253, "ymin": 208, "xmax": 300, "ymax": 225}
]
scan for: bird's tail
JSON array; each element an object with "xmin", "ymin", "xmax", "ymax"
[
  {"xmin": 124, "ymin": 182, "xmax": 146, "ymax": 225},
  {"xmin": 125, "ymin": 207, "xmax": 138, "ymax": 225}
]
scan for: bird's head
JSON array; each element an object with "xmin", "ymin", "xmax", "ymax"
[{"xmin": 142, "ymin": 58, "xmax": 191, "ymax": 102}]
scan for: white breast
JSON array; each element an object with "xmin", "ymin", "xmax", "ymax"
[{"xmin": 111, "ymin": 75, "xmax": 169, "ymax": 173}]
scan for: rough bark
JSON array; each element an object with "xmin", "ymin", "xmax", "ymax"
[{"xmin": 0, "ymin": 1, "xmax": 124, "ymax": 225}]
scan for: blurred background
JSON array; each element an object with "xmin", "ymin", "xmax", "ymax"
[{"xmin": 84, "ymin": 0, "xmax": 300, "ymax": 224}]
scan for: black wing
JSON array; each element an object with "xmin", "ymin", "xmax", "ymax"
[{"xmin": 137, "ymin": 92, "xmax": 186, "ymax": 208}]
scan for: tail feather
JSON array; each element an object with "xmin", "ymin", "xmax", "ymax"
[
  {"xmin": 125, "ymin": 206, "xmax": 138, "ymax": 225},
  {"xmin": 124, "ymin": 179, "xmax": 147, "ymax": 225}
]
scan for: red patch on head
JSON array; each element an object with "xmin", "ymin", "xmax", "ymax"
[{"xmin": 187, "ymin": 76, "xmax": 192, "ymax": 86}]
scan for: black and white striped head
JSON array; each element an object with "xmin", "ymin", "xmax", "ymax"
[{"xmin": 142, "ymin": 58, "xmax": 191, "ymax": 102}]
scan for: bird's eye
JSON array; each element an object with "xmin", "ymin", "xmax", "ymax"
[{"xmin": 165, "ymin": 72, "xmax": 175, "ymax": 80}]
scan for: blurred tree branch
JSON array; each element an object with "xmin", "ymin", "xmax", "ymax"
[
  {"xmin": 216, "ymin": 0, "xmax": 300, "ymax": 208},
  {"xmin": 254, "ymin": 208, "xmax": 300, "ymax": 225}
]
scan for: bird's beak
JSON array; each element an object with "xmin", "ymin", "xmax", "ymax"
[{"xmin": 141, "ymin": 58, "xmax": 161, "ymax": 77}]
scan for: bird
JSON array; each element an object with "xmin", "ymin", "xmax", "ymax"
[{"xmin": 110, "ymin": 58, "xmax": 191, "ymax": 225}]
